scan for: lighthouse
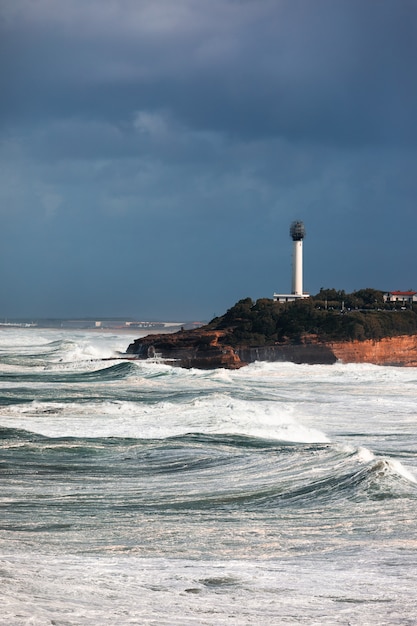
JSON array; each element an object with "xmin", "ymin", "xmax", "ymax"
[
  {"xmin": 290, "ymin": 220, "xmax": 305, "ymax": 296},
  {"xmin": 273, "ymin": 220, "xmax": 309, "ymax": 302}
]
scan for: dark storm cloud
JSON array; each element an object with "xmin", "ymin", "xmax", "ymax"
[
  {"xmin": 2, "ymin": 0, "xmax": 417, "ymax": 146},
  {"xmin": 1, "ymin": 0, "xmax": 417, "ymax": 318}
]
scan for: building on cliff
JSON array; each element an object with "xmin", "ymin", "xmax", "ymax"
[
  {"xmin": 383, "ymin": 290, "xmax": 417, "ymax": 305},
  {"xmin": 273, "ymin": 220, "xmax": 310, "ymax": 303}
]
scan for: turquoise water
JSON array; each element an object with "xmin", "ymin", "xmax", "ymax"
[{"xmin": 1, "ymin": 328, "xmax": 416, "ymax": 624}]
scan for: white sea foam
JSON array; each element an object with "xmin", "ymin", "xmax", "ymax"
[
  {"xmin": 388, "ymin": 458, "xmax": 417, "ymax": 483},
  {"xmin": 1, "ymin": 394, "xmax": 329, "ymax": 443},
  {"xmin": 356, "ymin": 446, "xmax": 375, "ymax": 463},
  {"xmin": 2, "ymin": 552, "xmax": 417, "ymax": 626}
]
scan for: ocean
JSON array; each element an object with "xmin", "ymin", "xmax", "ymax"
[{"xmin": 1, "ymin": 328, "xmax": 416, "ymax": 625}]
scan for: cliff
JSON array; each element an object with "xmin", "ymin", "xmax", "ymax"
[
  {"xmin": 329, "ymin": 335, "xmax": 417, "ymax": 367},
  {"xmin": 126, "ymin": 329, "xmax": 417, "ymax": 368}
]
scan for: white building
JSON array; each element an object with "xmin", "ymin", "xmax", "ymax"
[{"xmin": 383, "ymin": 290, "xmax": 417, "ymax": 305}]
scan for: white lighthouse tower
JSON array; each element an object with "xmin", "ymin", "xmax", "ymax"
[
  {"xmin": 273, "ymin": 220, "xmax": 309, "ymax": 302},
  {"xmin": 290, "ymin": 220, "xmax": 305, "ymax": 296}
]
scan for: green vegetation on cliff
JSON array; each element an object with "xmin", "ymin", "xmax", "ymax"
[{"xmin": 206, "ymin": 289, "xmax": 417, "ymax": 346}]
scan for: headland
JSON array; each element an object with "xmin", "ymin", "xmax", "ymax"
[{"xmin": 126, "ymin": 289, "xmax": 417, "ymax": 369}]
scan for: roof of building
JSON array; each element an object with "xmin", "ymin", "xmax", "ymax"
[{"xmin": 388, "ymin": 290, "xmax": 417, "ymax": 296}]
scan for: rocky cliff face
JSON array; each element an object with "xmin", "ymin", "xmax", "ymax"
[
  {"xmin": 329, "ymin": 335, "xmax": 417, "ymax": 367},
  {"xmin": 126, "ymin": 330, "xmax": 417, "ymax": 368}
]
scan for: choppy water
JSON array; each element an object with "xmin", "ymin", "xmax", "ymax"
[{"xmin": 1, "ymin": 328, "xmax": 417, "ymax": 625}]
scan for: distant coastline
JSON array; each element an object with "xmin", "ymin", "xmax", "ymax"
[{"xmin": 0, "ymin": 319, "xmax": 203, "ymax": 332}]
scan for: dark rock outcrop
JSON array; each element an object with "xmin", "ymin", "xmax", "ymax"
[
  {"xmin": 126, "ymin": 329, "xmax": 244, "ymax": 369},
  {"xmin": 126, "ymin": 329, "xmax": 336, "ymax": 368},
  {"xmin": 235, "ymin": 343, "xmax": 337, "ymax": 365}
]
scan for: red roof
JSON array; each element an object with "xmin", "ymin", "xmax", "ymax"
[{"xmin": 390, "ymin": 290, "xmax": 417, "ymax": 296}]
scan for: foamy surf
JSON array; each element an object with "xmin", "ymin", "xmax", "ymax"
[
  {"xmin": 1, "ymin": 328, "xmax": 417, "ymax": 626},
  {"xmin": 0, "ymin": 394, "xmax": 330, "ymax": 443}
]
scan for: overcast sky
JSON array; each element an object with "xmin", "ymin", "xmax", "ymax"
[{"xmin": 1, "ymin": 0, "xmax": 416, "ymax": 320}]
